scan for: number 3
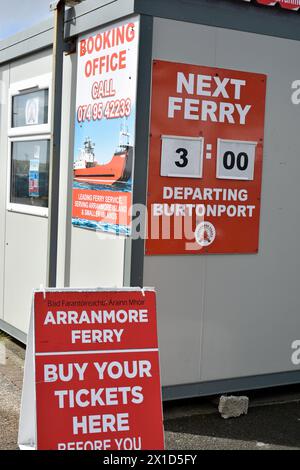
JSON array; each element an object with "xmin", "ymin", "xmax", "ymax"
[{"xmin": 175, "ymin": 148, "xmax": 188, "ymax": 168}]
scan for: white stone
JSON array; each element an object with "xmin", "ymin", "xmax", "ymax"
[{"xmin": 218, "ymin": 395, "xmax": 249, "ymax": 419}]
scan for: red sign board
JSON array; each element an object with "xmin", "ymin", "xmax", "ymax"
[
  {"xmin": 146, "ymin": 60, "xmax": 267, "ymax": 255},
  {"xmin": 247, "ymin": 0, "xmax": 300, "ymax": 10},
  {"xmin": 34, "ymin": 289, "xmax": 164, "ymax": 450}
]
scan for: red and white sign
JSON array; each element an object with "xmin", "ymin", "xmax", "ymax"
[
  {"xmin": 21, "ymin": 289, "xmax": 164, "ymax": 450},
  {"xmin": 72, "ymin": 18, "xmax": 139, "ymax": 236},
  {"xmin": 146, "ymin": 60, "xmax": 267, "ymax": 255},
  {"xmin": 242, "ymin": 0, "xmax": 300, "ymax": 10}
]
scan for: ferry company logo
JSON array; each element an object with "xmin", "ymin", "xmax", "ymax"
[{"xmin": 195, "ymin": 221, "xmax": 216, "ymax": 247}]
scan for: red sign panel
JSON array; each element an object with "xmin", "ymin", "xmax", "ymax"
[
  {"xmin": 146, "ymin": 60, "xmax": 267, "ymax": 255},
  {"xmin": 72, "ymin": 189, "xmax": 131, "ymax": 229},
  {"xmin": 248, "ymin": 0, "xmax": 300, "ymax": 10},
  {"xmin": 34, "ymin": 289, "xmax": 164, "ymax": 450}
]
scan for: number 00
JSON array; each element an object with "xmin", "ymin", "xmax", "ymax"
[{"xmin": 223, "ymin": 151, "xmax": 249, "ymax": 171}]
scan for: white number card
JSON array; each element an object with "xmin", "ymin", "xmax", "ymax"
[
  {"xmin": 160, "ymin": 135, "xmax": 204, "ymax": 178},
  {"xmin": 217, "ymin": 139, "xmax": 257, "ymax": 181}
]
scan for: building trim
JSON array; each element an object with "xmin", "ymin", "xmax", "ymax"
[
  {"xmin": 0, "ymin": 20, "xmax": 53, "ymax": 65},
  {"xmin": 1, "ymin": 316, "xmax": 300, "ymax": 403},
  {"xmin": 134, "ymin": 0, "xmax": 300, "ymax": 41},
  {"xmin": 0, "ymin": 0, "xmax": 135, "ymax": 65},
  {"xmin": 1, "ymin": 0, "xmax": 300, "ymax": 66},
  {"xmin": 162, "ymin": 370, "xmax": 300, "ymax": 401},
  {"xmin": 128, "ymin": 14, "xmax": 153, "ymax": 287},
  {"xmin": 65, "ymin": 0, "xmax": 135, "ymax": 39},
  {"xmin": 0, "ymin": 319, "xmax": 27, "ymax": 345}
]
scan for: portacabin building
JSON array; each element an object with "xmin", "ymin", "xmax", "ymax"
[{"xmin": 0, "ymin": 0, "xmax": 300, "ymax": 399}]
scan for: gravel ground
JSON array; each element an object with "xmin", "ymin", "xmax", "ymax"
[
  {"xmin": 1, "ymin": 333, "xmax": 300, "ymax": 451},
  {"xmin": 164, "ymin": 402, "xmax": 300, "ymax": 450},
  {"xmin": 0, "ymin": 333, "xmax": 24, "ymax": 450}
]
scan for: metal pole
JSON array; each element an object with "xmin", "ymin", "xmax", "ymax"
[{"xmin": 47, "ymin": 0, "xmax": 65, "ymax": 287}]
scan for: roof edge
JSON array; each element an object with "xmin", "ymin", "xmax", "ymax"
[{"xmin": 0, "ymin": 0, "xmax": 135, "ymax": 66}]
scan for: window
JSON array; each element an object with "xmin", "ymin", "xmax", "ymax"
[
  {"xmin": 7, "ymin": 75, "xmax": 51, "ymax": 216},
  {"xmin": 12, "ymin": 89, "xmax": 49, "ymax": 128},
  {"xmin": 10, "ymin": 140, "xmax": 50, "ymax": 209}
]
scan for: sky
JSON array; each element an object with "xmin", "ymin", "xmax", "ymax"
[{"xmin": 0, "ymin": 0, "xmax": 51, "ymax": 40}]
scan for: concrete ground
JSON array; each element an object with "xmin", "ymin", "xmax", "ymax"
[{"xmin": 1, "ymin": 332, "xmax": 300, "ymax": 450}]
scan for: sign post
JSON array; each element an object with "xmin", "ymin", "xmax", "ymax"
[{"xmin": 18, "ymin": 288, "xmax": 164, "ymax": 450}]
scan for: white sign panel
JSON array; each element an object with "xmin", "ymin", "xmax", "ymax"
[
  {"xmin": 72, "ymin": 17, "xmax": 140, "ymax": 235},
  {"xmin": 160, "ymin": 135, "xmax": 204, "ymax": 178},
  {"xmin": 217, "ymin": 139, "xmax": 257, "ymax": 180}
]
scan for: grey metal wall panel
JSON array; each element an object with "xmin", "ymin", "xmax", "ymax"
[
  {"xmin": 0, "ymin": 19, "xmax": 52, "ymax": 51},
  {"xmin": 144, "ymin": 17, "xmax": 300, "ymax": 388},
  {"xmin": 65, "ymin": 0, "xmax": 135, "ymax": 38},
  {"xmin": 144, "ymin": 257, "xmax": 207, "ymax": 387},
  {"xmin": 0, "ymin": 319, "xmax": 27, "ymax": 344},
  {"xmin": 201, "ymin": 26, "xmax": 300, "ymax": 381},
  {"xmin": 144, "ymin": 21, "xmax": 217, "ymax": 387},
  {"xmin": 1, "ymin": 0, "xmax": 300, "ymax": 66},
  {"xmin": 163, "ymin": 370, "xmax": 300, "ymax": 401},
  {"xmin": 134, "ymin": 0, "xmax": 300, "ymax": 41}
]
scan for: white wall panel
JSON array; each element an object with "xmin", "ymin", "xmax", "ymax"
[
  {"xmin": 3, "ymin": 50, "xmax": 52, "ymax": 334},
  {"xmin": 70, "ymin": 228, "xmax": 125, "ymax": 288},
  {"xmin": 4, "ymin": 212, "xmax": 48, "ymax": 332},
  {"xmin": 0, "ymin": 66, "xmax": 9, "ymax": 322}
]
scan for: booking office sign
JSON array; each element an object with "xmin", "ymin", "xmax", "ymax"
[
  {"xmin": 146, "ymin": 61, "xmax": 267, "ymax": 255},
  {"xmin": 72, "ymin": 17, "xmax": 140, "ymax": 236}
]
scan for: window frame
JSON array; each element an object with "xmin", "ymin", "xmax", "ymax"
[
  {"xmin": 7, "ymin": 135, "xmax": 50, "ymax": 218},
  {"xmin": 8, "ymin": 74, "xmax": 52, "ymax": 137},
  {"xmin": 7, "ymin": 74, "xmax": 52, "ymax": 217}
]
